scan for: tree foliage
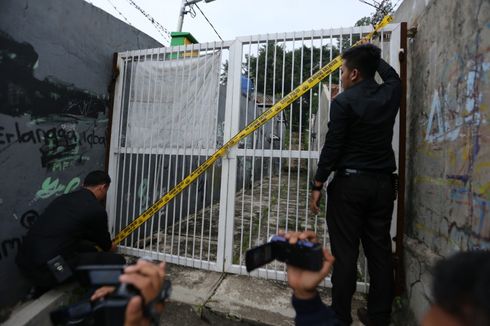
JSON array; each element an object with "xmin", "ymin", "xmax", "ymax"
[
  {"xmin": 220, "ymin": 1, "xmax": 395, "ymax": 132},
  {"xmin": 243, "ymin": 41, "xmax": 340, "ymax": 131},
  {"xmin": 246, "ymin": 42, "xmax": 340, "ymax": 96},
  {"xmin": 355, "ymin": 0, "xmax": 395, "ymax": 27}
]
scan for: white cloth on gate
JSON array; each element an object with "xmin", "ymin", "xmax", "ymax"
[{"xmin": 125, "ymin": 52, "xmax": 221, "ymax": 150}]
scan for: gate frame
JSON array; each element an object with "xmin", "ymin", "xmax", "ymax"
[
  {"xmin": 106, "ymin": 24, "xmax": 405, "ymax": 293},
  {"xmin": 217, "ymin": 24, "xmax": 404, "ymax": 294}
]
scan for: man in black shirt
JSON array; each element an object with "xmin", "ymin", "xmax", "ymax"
[
  {"xmin": 310, "ymin": 44, "xmax": 401, "ymax": 325},
  {"xmin": 16, "ymin": 170, "xmax": 125, "ymax": 293}
]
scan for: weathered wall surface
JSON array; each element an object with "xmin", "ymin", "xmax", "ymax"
[
  {"xmin": 0, "ymin": 0, "xmax": 161, "ymax": 306},
  {"xmin": 394, "ymin": 0, "xmax": 490, "ymax": 322}
]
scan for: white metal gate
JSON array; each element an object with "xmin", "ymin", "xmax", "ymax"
[{"xmin": 107, "ymin": 23, "xmax": 403, "ymax": 291}]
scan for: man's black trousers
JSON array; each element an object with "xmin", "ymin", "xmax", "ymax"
[{"xmin": 326, "ymin": 173, "xmax": 395, "ymax": 326}]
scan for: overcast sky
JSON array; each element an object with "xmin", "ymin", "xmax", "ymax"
[{"xmin": 84, "ymin": 0, "xmax": 397, "ymax": 46}]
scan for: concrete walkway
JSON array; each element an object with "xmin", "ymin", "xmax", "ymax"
[
  {"xmin": 164, "ymin": 263, "xmax": 294, "ymax": 325},
  {"xmin": 3, "ymin": 261, "xmax": 367, "ymax": 325},
  {"xmin": 161, "ymin": 262, "xmax": 366, "ymax": 325}
]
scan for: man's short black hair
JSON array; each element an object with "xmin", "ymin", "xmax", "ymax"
[
  {"xmin": 432, "ymin": 250, "xmax": 490, "ymax": 326},
  {"xmin": 83, "ymin": 170, "xmax": 111, "ymax": 187},
  {"xmin": 341, "ymin": 43, "xmax": 381, "ymax": 79}
]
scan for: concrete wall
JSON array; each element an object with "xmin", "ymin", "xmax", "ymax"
[
  {"xmin": 394, "ymin": 0, "xmax": 490, "ymax": 322},
  {"xmin": 0, "ymin": 0, "xmax": 161, "ymax": 307}
]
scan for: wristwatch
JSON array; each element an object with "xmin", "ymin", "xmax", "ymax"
[{"xmin": 310, "ymin": 181, "xmax": 323, "ymax": 192}]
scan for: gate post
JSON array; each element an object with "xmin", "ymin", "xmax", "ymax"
[
  {"xmin": 394, "ymin": 22, "xmax": 408, "ymax": 296},
  {"xmin": 216, "ymin": 39, "xmax": 243, "ymax": 272},
  {"xmin": 106, "ymin": 53, "xmax": 126, "ymax": 237}
]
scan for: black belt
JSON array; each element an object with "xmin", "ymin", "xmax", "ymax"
[{"xmin": 336, "ymin": 168, "xmax": 394, "ymax": 177}]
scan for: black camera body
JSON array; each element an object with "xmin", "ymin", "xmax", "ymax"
[
  {"xmin": 91, "ymin": 282, "xmax": 139, "ymax": 325},
  {"xmin": 245, "ymin": 235, "xmax": 324, "ymax": 272},
  {"xmin": 50, "ymin": 265, "xmax": 138, "ymax": 326}
]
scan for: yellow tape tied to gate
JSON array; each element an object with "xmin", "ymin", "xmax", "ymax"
[{"xmin": 113, "ymin": 15, "xmax": 394, "ymax": 245}]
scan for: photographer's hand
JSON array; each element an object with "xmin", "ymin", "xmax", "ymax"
[
  {"xmin": 124, "ymin": 295, "xmax": 147, "ymax": 326},
  {"xmin": 91, "ymin": 286, "xmax": 116, "ymax": 301},
  {"xmin": 282, "ymin": 231, "xmax": 335, "ymax": 300},
  {"xmin": 120, "ymin": 259, "xmax": 166, "ymax": 303},
  {"xmin": 119, "ymin": 259, "xmax": 166, "ymax": 326},
  {"xmin": 90, "ymin": 286, "xmax": 156, "ymax": 326}
]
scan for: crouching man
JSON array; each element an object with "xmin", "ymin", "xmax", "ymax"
[{"xmin": 16, "ymin": 170, "xmax": 125, "ymax": 296}]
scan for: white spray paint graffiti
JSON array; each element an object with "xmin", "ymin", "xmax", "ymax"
[{"xmin": 425, "ymin": 61, "xmax": 489, "ymax": 143}]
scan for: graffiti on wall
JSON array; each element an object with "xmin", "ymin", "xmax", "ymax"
[
  {"xmin": 0, "ymin": 30, "xmax": 108, "ymax": 304},
  {"xmin": 425, "ymin": 61, "xmax": 489, "ymax": 144},
  {"xmin": 0, "ymin": 31, "xmax": 107, "ymax": 170},
  {"xmin": 416, "ymin": 27, "xmax": 490, "ymax": 250},
  {"xmin": 35, "ymin": 176, "xmax": 81, "ymax": 199},
  {"xmin": 0, "ymin": 120, "xmax": 107, "ymax": 171},
  {"xmin": 0, "ymin": 210, "xmax": 39, "ymax": 261}
]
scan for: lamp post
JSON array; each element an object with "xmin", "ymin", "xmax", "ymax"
[{"xmin": 176, "ymin": 0, "xmax": 216, "ymax": 32}]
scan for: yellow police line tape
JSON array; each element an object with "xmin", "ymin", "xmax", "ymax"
[{"xmin": 113, "ymin": 15, "xmax": 394, "ymax": 245}]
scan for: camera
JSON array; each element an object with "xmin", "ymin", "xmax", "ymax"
[
  {"xmin": 50, "ymin": 264, "xmax": 171, "ymax": 326},
  {"xmin": 245, "ymin": 235, "xmax": 324, "ymax": 272},
  {"xmin": 50, "ymin": 265, "xmax": 133, "ymax": 325}
]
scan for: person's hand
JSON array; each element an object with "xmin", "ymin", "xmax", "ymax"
[
  {"xmin": 110, "ymin": 241, "xmax": 117, "ymax": 252},
  {"xmin": 91, "ymin": 285, "xmax": 116, "ymax": 301},
  {"xmin": 310, "ymin": 190, "xmax": 322, "ymax": 215},
  {"xmin": 90, "ymin": 286, "xmax": 150, "ymax": 325},
  {"xmin": 89, "ymin": 259, "xmax": 167, "ymax": 326},
  {"xmin": 120, "ymin": 259, "xmax": 165, "ymax": 304},
  {"xmin": 120, "ymin": 259, "xmax": 166, "ymax": 326},
  {"xmin": 281, "ymin": 231, "xmax": 335, "ymax": 300},
  {"xmin": 124, "ymin": 295, "xmax": 149, "ymax": 326}
]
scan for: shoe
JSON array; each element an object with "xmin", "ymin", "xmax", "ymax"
[{"xmin": 357, "ymin": 307, "xmax": 373, "ymax": 326}]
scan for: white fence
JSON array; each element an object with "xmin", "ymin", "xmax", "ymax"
[{"xmin": 107, "ymin": 23, "xmax": 402, "ymax": 292}]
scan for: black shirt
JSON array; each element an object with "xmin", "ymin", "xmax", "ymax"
[
  {"xmin": 17, "ymin": 188, "xmax": 112, "ymax": 267},
  {"xmin": 315, "ymin": 59, "xmax": 401, "ymax": 182}
]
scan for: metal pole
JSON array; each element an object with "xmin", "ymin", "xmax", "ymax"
[
  {"xmin": 176, "ymin": 0, "xmax": 216, "ymax": 32},
  {"xmin": 176, "ymin": 0, "xmax": 187, "ymax": 32},
  {"xmin": 395, "ymin": 22, "xmax": 408, "ymax": 296}
]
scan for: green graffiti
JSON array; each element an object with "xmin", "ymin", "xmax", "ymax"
[
  {"xmin": 35, "ymin": 176, "xmax": 81, "ymax": 199},
  {"xmin": 138, "ymin": 178, "xmax": 151, "ymax": 210},
  {"xmin": 137, "ymin": 178, "xmax": 148, "ymax": 199}
]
